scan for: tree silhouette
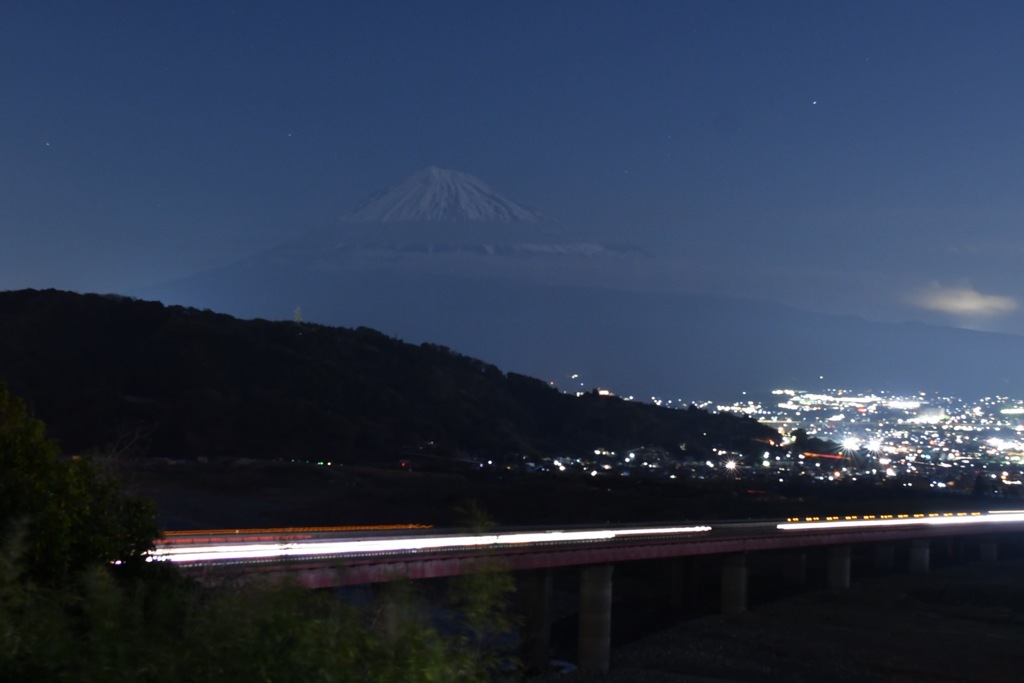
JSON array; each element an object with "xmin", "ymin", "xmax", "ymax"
[{"xmin": 0, "ymin": 384, "xmax": 157, "ymax": 584}]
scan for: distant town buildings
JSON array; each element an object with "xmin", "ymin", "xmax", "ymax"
[
  {"xmin": 528, "ymin": 379, "xmax": 1024, "ymax": 495},
  {"xmin": 709, "ymin": 387, "xmax": 1024, "ymax": 494}
]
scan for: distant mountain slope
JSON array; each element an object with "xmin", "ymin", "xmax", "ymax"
[
  {"xmin": 142, "ymin": 258, "xmax": 1024, "ymax": 402},
  {"xmin": 0, "ymin": 289, "xmax": 776, "ymax": 461},
  {"xmin": 138, "ymin": 167, "xmax": 1024, "ymax": 402}
]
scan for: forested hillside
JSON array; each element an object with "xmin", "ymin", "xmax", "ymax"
[{"xmin": 0, "ymin": 289, "xmax": 776, "ymax": 463}]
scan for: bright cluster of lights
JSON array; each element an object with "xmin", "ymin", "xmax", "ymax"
[{"xmin": 987, "ymin": 437, "xmax": 1024, "ymax": 451}]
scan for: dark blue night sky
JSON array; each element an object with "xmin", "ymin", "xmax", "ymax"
[{"xmin": 3, "ymin": 1, "xmax": 1024, "ymax": 337}]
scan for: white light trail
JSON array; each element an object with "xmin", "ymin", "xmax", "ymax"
[
  {"xmin": 777, "ymin": 511, "xmax": 1024, "ymax": 531},
  {"xmin": 149, "ymin": 526, "xmax": 712, "ymax": 564}
]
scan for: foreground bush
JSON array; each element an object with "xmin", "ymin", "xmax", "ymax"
[
  {"xmin": 0, "ymin": 384, "xmax": 158, "ymax": 585},
  {"xmin": 0, "ymin": 383, "xmax": 516, "ymax": 681},
  {"xmin": 0, "ymin": 555, "xmax": 517, "ymax": 682}
]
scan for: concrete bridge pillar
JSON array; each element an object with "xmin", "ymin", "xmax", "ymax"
[
  {"xmin": 979, "ymin": 537, "xmax": 999, "ymax": 565},
  {"xmin": 782, "ymin": 551, "xmax": 807, "ymax": 587},
  {"xmin": 578, "ymin": 564, "xmax": 614, "ymax": 675},
  {"xmin": 943, "ymin": 537, "xmax": 963, "ymax": 563},
  {"xmin": 669, "ymin": 557, "xmax": 701, "ymax": 615},
  {"xmin": 720, "ymin": 553, "xmax": 748, "ymax": 614},
  {"xmin": 874, "ymin": 543, "xmax": 896, "ymax": 572},
  {"xmin": 517, "ymin": 569, "xmax": 553, "ymax": 674},
  {"xmin": 909, "ymin": 539, "xmax": 930, "ymax": 574},
  {"xmin": 827, "ymin": 545, "xmax": 851, "ymax": 592}
]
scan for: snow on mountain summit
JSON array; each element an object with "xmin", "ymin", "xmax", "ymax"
[{"xmin": 343, "ymin": 167, "xmax": 545, "ymax": 223}]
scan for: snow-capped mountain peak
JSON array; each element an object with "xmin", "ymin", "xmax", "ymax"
[{"xmin": 343, "ymin": 167, "xmax": 545, "ymax": 223}]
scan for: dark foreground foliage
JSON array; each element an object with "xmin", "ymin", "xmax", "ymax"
[
  {"xmin": 0, "ymin": 383, "xmax": 517, "ymax": 682},
  {"xmin": 0, "ymin": 555, "xmax": 518, "ymax": 683},
  {"xmin": 0, "ymin": 384, "xmax": 157, "ymax": 585}
]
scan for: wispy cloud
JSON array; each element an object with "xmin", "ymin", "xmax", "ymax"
[{"xmin": 906, "ymin": 282, "xmax": 1018, "ymax": 317}]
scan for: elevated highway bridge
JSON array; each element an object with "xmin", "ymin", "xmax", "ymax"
[{"xmin": 153, "ymin": 510, "xmax": 1024, "ymax": 674}]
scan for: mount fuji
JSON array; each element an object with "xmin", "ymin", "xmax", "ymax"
[
  {"xmin": 243, "ymin": 167, "xmax": 634, "ymax": 266},
  {"xmin": 137, "ymin": 168, "xmax": 1024, "ymax": 402},
  {"xmin": 344, "ymin": 166, "xmax": 545, "ymax": 223}
]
